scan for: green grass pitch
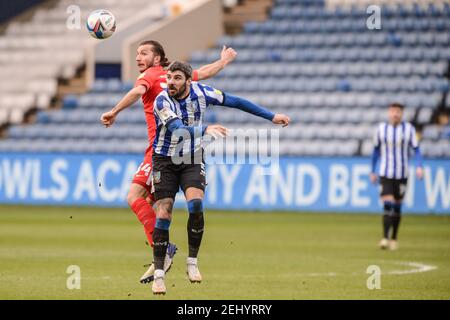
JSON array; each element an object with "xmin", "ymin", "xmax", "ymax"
[{"xmin": 0, "ymin": 205, "xmax": 449, "ymax": 300}]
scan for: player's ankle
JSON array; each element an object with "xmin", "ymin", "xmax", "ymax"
[{"xmin": 154, "ymin": 269, "xmax": 165, "ymax": 279}]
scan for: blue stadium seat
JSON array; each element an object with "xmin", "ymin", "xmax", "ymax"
[{"xmin": 63, "ymin": 95, "xmax": 78, "ymax": 109}]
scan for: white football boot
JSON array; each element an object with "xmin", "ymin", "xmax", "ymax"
[
  {"xmin": 389, "ymin": 240, "xmax": 399, "ymax": 250},
  {"xmin": 186, "ymin": 257, "xmax": 202, "ymax": 283},
  {"xmin": 140, "ymin": 243, "xmax": 177, "ymax": 284},
  {"xmin": 379, "ymin": 238, "xmax": 389, "ymax": 250},
  {"xmin": 152, "ymin": 269, "xmax": 166, "ymax": 295},
  {"xmin": 140, "ymin": 263, "xmax": 155, "ymax": 284}
]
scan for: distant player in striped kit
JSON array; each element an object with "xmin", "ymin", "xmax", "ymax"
[{"xmin": 370, "ymin": 103, "xmax": 424, "ymax": 250}]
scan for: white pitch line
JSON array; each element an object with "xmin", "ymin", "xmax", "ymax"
[
  {"xmin": 386, "ymin": 261, "xmax": 438, "ymax": 275},
  {"xmin": 204, "ymin": 261, "xmax": 438, "ymax": 279}
]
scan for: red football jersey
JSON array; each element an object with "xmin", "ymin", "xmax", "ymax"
[{"xmin": 134, "ymin": 66, "xmax": 199, "ymax": 149}]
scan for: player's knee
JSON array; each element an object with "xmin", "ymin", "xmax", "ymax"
[
  {"xmin": 188, "ymin": 199, "xmax": 203, "ymax": 214},
  {"xmin": 156, "ymin": 198, "xmax": 174, "ymax": 218},
  {"xmin": 393, "ymin": 203, "xmax": 402, "ymax": 216},
  {"xmin": 127, "ymin": 184, "xmax": 147, "ymax": 207},
  {"xmin": 126, "ymin": 192, "xmax": 137, "ymax": 207},
  {"xmin": 188, "ymin": 199, "xmax": 204, "ymax": 229},
  {"xmin": 383, "ymin": 201, "xmax": 394, "ymax": 211}
]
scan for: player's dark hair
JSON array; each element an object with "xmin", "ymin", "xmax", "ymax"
[
  {"xmin": 389, "ymin": 103, "xmax": 405, "ymax": 110},
  {"xmin": 139, "ymin": 40, "xmax": 170, "ymax": 67},
  {"xmin": 167, "ymin": 61, "xmax": 193, "ymax": 80}
]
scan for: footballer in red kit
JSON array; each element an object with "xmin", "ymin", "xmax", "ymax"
[
  {"xmin": 100, "ymin": 40, "xmax": 236, "ymax": 284},
  {"xmin": 131, "ymin": 65, "xmax": 199, "ymax": 195}
]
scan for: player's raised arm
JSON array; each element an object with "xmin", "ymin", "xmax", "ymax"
[
  {"xmin": 224, "ymin": 93, "xmax": 290, "ymax": 127},
  {"xmin": 100, "ymin": 85, "xmax": 146, "ymax": 127},
  {"xmin": 194, "ymin": 46, "xmax": 237, "ymax": 81}
]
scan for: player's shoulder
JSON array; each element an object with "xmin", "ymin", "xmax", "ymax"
[
  {"xmin": 376, "ymin": 122, "xmax": 387, "ymax": 130},
  {"xmin": 195, "ymin": 82, "xmax": 223, "ymax": 97},
  {"xmin": 137, "ymin": 66, "xmax": 166, "ymax": 81},
  {"xmin": 154, "ymin": 90, "xmax": 171, "ymax": 108},
  {"xmin": 403, "ymin": 121, "xmax": 414, "ymax": 128},
  {"xmin": 191, "ymin": 81, "xmax": 205, "ymax": 92},
  {"xmin": 155, "ymin": 89, "xmax": 170, "ymax": 101}
]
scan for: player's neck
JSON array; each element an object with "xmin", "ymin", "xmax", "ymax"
[{"xmin": 389, "ymin": 120, "xmax": 402, "ymax": 126}]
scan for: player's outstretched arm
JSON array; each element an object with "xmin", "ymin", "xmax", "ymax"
[
  {"xmin": 222, "ymin": 93, "xmax": 290, "ymax": 127},
  {"xmin": 195, "ymin": 46, "xmax": 237, "ymax": 81},
  {"xmin": 370, "ymin": 146, "xmax": 380, "ymax": 184},
  {"xmin": 100, "ymin": 85, "xmax": 146, "ymax": 127}
]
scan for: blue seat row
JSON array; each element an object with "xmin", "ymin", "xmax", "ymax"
[
  {"xmin": 271, "ymin": 4, "xmax": 450, "ymax": 20},
  {"xmin": 0, "ymin": 138, "xmax": 147, "ymax": 154},
  {"xmin": 208, "ymin": 62, "xmax": 446, "ymax": 78},
  {"xmin": 191, "ymin": 47, "xmax": 450, "ymax": 63},
  {"xmin": 244, "ymin": 18, "xmax": 450, "ymax": 34},
  {"xmin": 218, "ymin": 32, "xmax": 450, "ymax": 49},
  {"xmin": 206, "ymin": 77, "xmax": 449, "ymax": 94},
  {"xmin": 90, "ymin": 79, "xmax": 133, "ymax": 93}
]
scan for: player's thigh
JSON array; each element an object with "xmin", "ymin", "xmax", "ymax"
[
  {"xmin": 184, "ymin": 187, "xmax": 204, "ymax": 201},
  {"xmin": 152, "ymin": 154, "xmax": 181, "ymax": 201},
  {"xmin": 393, "ymin": 178, "xmax": 408, "ymax": 202},
  {"xmin": 379, "ymin": 177, "xmax": 395, "ymax": 201},
  {"xmin": 180, "ymin": 162, "xmax": 206, "ymax": 197},
  {"xmin": 130, "ymin": 160, "xmax": 153, "ymax": 196}
]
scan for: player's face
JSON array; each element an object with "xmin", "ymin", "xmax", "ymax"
[
  {"xmin": 136, "ymin": 45, "xmax": 160, "ymax": 72},
  {"xmin": 167, "ymin": 70, "xmax": 191, "ymax": 99},
  {"xmin": 388, "ymin": 106, "xmax": 403, "ymax": 125}
]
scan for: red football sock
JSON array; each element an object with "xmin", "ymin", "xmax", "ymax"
[{"xmin": 130, "ymin": 198, "xmax": 156, "ymax": 247}]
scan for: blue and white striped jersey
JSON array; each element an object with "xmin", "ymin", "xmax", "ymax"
[
  {"xmin": 153, "ymin": 82, "xmax": 224, "ymax": 157},
  {"xmin": 373, "ymin": 121, "xmax": 419, "ymax": 179}
]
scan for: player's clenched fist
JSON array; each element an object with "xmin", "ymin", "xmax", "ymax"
[
  {"xmin": 205, "ymin": 124, "xmax": 228, "ymax": 138},
  {"xmin": 100, "ymin": 111, "xmax": 117, "ymax": 127},
  {"xmin": 272, "ymin": 114, "xmax": 290, "ymax": 127},
  {"xmin": 220, "ymin": 45, "xmax": 237, "ymax": 66}
]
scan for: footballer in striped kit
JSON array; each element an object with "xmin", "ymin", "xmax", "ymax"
[{"xmin": 370, "ymin": 103, "xmax": 424, "ymax": 250}]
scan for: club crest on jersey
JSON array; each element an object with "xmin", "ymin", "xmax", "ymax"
[
  {"xmin": 152, "ymin": 171, "xmax": 161, "ymax": 184},
  {"xmin": 192, "ymin": 100, "xmax": 199, "ymax": 111},
  {"xmin": 160, "ymin": 107, "xmax": 174, "ymax": 122}
]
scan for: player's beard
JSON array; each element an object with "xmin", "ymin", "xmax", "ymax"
[
  {"xmin": 170, "ymin": 83, "xmax": 187, "ymax": 99},
  {"xmin": 138, "ymin": 57, "xmax": 156, "ymax": 72}
]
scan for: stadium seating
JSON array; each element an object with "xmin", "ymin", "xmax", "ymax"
[
  {"xmin": 0, "ymin": 0, "xmax": 162, "ymax": 126},
  {"xmin": 1, "ymin": 0, "xmax": 449, "ymax": 158}
]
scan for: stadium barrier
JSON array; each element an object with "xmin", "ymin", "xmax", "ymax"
[{"xmin": 0, "ymin": 153, "xmax": 449, "ymax": 214}]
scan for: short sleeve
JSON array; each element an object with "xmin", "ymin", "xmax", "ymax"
[
  {"xmin": 192, "ymin": 70, "xmax": 199, "ymax": 81},
  {"xmin": 198, "ymin": 83, "xmax": 224, "ymax": 106},
  {"xmin": 134, "ymin": 72, "xmax": 152, "ymax": 92},
  {"xmin": 154, "ymin": 95, "xmax": 178, "ymax": 125}
]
